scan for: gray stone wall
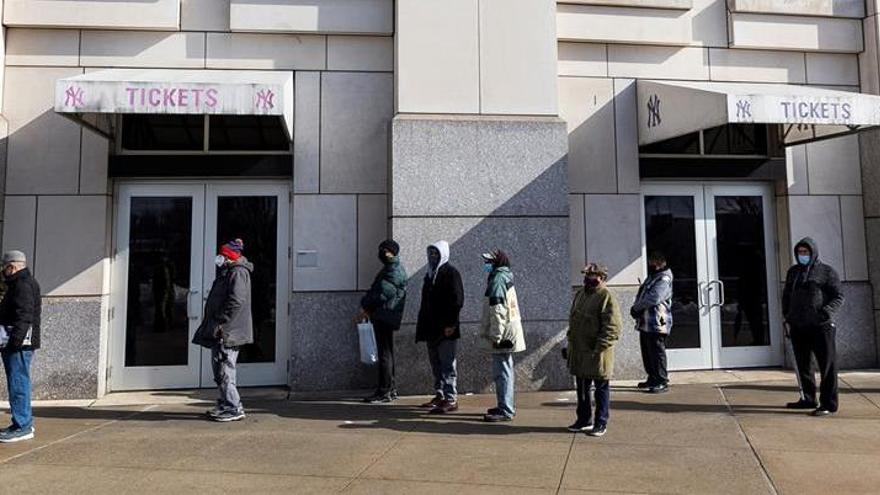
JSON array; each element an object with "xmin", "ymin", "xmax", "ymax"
[{"xmin": 0, "ymin": 296, "xmax": 101, "ymax": 400}]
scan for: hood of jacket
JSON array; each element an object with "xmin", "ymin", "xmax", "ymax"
[
  {"xmin": 428, "ymin": 240, "xmax": 450, "ymax": 282},
  {"xmin": 486, "ymin": 266, "xmax": 513, "ymax": 299},
  {"xmin": 794, "ymin": 237, "xmax": 819, "ymax": 265},
  {"xmin": 225, "ymin": 256, "xmax": 254, "ymax": 273}
]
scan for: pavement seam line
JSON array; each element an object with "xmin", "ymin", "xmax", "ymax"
[
  {"xmin": 0, "ymin": 404, "xmax": 158, "ymax": 466},
  {"xmin": 716, "ymin": 386, "xmax": 780, "ymax": 495},
  {"xmin": 555, "ymin": 433, "xmax": 577, "ymax": 494},
  {"xmin": 840, "ymin": 376, "xmax": 880, "ymax": 411},
  {"xmin": 337, "ymin": 433, "xmax": 407, "ymax": 492}
]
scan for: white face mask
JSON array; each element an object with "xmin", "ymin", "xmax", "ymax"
[{"xmin": 214, "ymin": 255, "xmax": 226, "ymax": 268}]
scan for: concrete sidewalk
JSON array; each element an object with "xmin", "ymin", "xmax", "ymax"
[{"xmin": 0, "ymin": 370, "xmax": 878, "ymax": 494}]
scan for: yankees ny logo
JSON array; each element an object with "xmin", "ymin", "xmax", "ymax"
[
  {"xmin": 255, "ymin": 89, "xmax": 275, "ymax": 110},
  {"xmin": 736, "ymin": 100, "xmax": 752, "ymax": 120},
  {"xmin": 647, "ymin": 94, "xmax": 661, "ymax": 128},
  {"xmin": 64, "ymin": 86, "xmax": 85, "ymax": 108}
]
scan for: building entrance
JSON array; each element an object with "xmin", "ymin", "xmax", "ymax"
[
  {"xmin": 110, "ymin": 182, "xmax": 289, "ymax": 391},
  {"xmin": 641, "ymin": 183, "xmax": 783, "ymax": 370}
]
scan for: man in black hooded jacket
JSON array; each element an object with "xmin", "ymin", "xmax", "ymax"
[{"xmin": 782, "ymin": 237, "xmax": 844, "ymax": 416}]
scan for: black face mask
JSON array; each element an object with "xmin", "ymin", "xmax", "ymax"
[
  {"xmin": 378, "ymin": 250, "xmax": 393, "ymax": 263},
  {"xmin": 584, "ymin": 278, "xmax": 600, "ymax": 289},
  {"xmin": 648, "ymin": 264, "xmax": 663, "ymax": 275}
]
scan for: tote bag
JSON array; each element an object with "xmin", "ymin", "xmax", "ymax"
[{"xmin": 357, "ymin": 320, "xmax": 379, "ymax": 365}]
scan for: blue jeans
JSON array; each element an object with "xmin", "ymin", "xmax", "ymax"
[
  {"xmin": 492, "ymin": 353, "xmax": 515, "ymax": 418},
  {"xmin": 2, "ymin": 349, "xmax": 34, "ymax": 430},
  {"xmin": 576, "ymin": 377, "xmax": 610, "ymax": 426},
  {"xmin": 428, "ymin": 339, "xmax": 457, "ymax": 402}
]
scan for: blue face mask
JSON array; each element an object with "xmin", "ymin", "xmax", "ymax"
[
  {"xmin": 797, "ymin": 255, "xmax": 811, "ymax": 266},
  {"xmin": 483, "ymin": 263, "xmax": 494, "ymax": 273}
]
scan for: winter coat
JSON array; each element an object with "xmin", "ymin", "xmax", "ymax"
[
  {"xmin": 782, "ymin": 237, "xmax": 844, "ymax": 329},
  {"xmin": 480, "ymin": 267, "xmax": 526, "ymax": 354},
  {"xmin": 192, "ymin": 257, "xmax": 254, "ymax": 348},
  {"xmin": 631, "ymin": 268, "xmax": 673, "ymax": 334},
  {"xmin": 567, "ymin": 286, "xmax": 622, "ymax": 379},
  {"xmin": 361, "ymin": 257, "xmax": 407, "ymax": 330},
  {"xmin": 416, "ymin": 241, "xmax": 464, "ymax": 343},
  {"xmin": 0, "ymin": 268, "xmax": 41, "ymax": 351}
]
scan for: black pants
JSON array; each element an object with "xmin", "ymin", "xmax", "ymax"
[
  {"xmin": 790, "ymin": 324, "xmax": 838, "ymax": 411},
  {"xmin": 374, "ymin": 324, "xmax": 396, "ymax": 395},
  {"xmin": 639, "ymin": 332, "xmax": 668, "ymax": 386},
  {"xmin": 576, "ymin": 377, "xmax": 610, "ymax": 426}
]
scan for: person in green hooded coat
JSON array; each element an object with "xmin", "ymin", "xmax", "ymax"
[{"xmin": 564, "ymin": 262, "xmax": 622, "ymax": 437}]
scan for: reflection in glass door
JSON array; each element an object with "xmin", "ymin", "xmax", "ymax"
[
  {"xmin": 112, "ymin": 182, "xmax": 289, "ymax": 391},
  {"xmin": 641, "ymin": 184, "xmax": 782, "ymax": 371}
]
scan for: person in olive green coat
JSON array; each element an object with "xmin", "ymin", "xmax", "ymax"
[{"xmin": 564, "ymin": 263, "xmax": 622, "ymax": 437}]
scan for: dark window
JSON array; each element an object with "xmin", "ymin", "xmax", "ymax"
[
  {"xmin": 639, "ymin": 132, "xmax": 700, "ymax": 155},
  {"xmin": 121, "ymin": 115, "xmax": 204, "ymax": 151},
  {"xmin": 209, "ymin": 116, "xmax": 290, "ymax": 151},
  {"xmin": 703, "ymin": 125, "xmax": 767, "ymax": 155}
]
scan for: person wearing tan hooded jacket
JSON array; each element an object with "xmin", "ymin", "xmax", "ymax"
[
  {"xmin": 564, "ymin": 263, "xmax": 622, "ymax": 437},
  {"xmin": 479, "ymin": 249, "xmax": 526, "ymax": 422}
]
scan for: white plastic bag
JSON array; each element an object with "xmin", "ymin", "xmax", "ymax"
[
  {"xmin": 357, "ymin": 320, "xmax": 378, "ymax": 365},
  {"xmin": 0, "ymin": 325, "xmax": 7, "ymax": 348}
]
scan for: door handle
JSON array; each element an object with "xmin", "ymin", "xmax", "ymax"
[
  {"xmin": 708, "ymin": 280, "xmax": 725, "ymax": 309},
  {"xmin": 697, "ymin": 281, "xmax": 708, "ymax": 310},
  {"xmin": 187, "ymin": 289, "xmax": 201, "ymax": 320}
]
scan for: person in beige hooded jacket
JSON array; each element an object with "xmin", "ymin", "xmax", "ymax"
[{"xmin": 480, "ymin": 249, "xmax": 526, "ymax": 422}]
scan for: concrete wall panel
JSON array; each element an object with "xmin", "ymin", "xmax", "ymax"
[
  {"xmin": 81, "ymin": 31, "xmax": 205, "ymax": 69},
  {"xmin": 293, "ymin": 72, "xmax": 320, "ymax": 194},
  {"xmin": 806, "ymin": 135, "xmax": 862, "ymax": 195},
  {"xmin": 182, "ymin": 0, "xmax": 230, "ymax": 32},
  {"xmin": 788, "ymin": 195, "xmax": 844, "ymax": 275},
  {"xmin": 396, "ymin": 0, "xmax": 479, "ymax": 113},
  {"xmin": 479, "ymin": 0, "xmax": 558, "ymax": 115},
  {"xmin": 558, "ymin": 42, "xmax": 608, "ymax": 77},
  {"xmin": 5, "ymin": 29, "xmax": 80, "ymax": 67},
  {"xmin": 841, "ymin": 196, "xmax": 869, "ymax": 281},
  {"xmin": 729, "ymin": 14, "xmax": 863, "ymax": 53},
  {"xmin": 4, "ymin": 0, "xmax": 180, "ymax": 30},
  {"xmin": 231, "ymin": 0, "xmax": 393, "ymax": 35},
  {"xmin": 609, "ymin": 46, "xmax": 709, "ymax": 80},
  {"xmin": 709, "ymin": 48, "xmax": 806, "ymax": 83},
  {"xmin": 206, "ymin": 33, "xmax": 325, "ymax": 70},
  {"xmin": 292, "ymin": 195, "xmax": 357, "ymax": 291},
  {"xmin": 729, "ymin": 0, "xmax": 864, "ymax": 18},
  {"xmin": 357, "ymin": 195, "xmax": 388, "ymax": 291},
  {"xmin": 585, "ymin": 194, "xmax": 643, "ymax": 286},
  {"xmin": 559, "ymin": 77, "xmax": 617, "ymax": 194},
  {"xmin": 327, "ymin": 36, "xmax": 393, "ymax": 72},
  {"xmin": 320, "ymin": 72, "xmax": 392, "ymax": 194}
]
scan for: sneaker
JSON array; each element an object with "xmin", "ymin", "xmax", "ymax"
[
  {"xmin": 637, "ymin": 380, "xmax": 653, "ymax": 390},
  {"xmin": 486, "ymin": 407, "xmax": 502, "ymax": 416},
  {"xmin": 390, "ymin": 390, "xmax": 400, "ymax": 400},
  {"xmin": 567, "ymin": 420, "xmax": 593, "ymax": 432},
  {"xmin": 420, "ymin": 395, "xmax": 444, "ymax": 408},
  {"xmin": 648, "ymin": 383, "xmax": 669, "ymax": 394},
  {"xmin": 587, "ymin": 424, "xmax": 607, "ymax": 437},
  {"xmin": 0, "ymin": 426, "xmax": 34, "ymax": 443},
  {"xmin": 211, "ymin": 411, "xmax": 246, "ymax": 422},
  {"xmin": 429, "ymin": 400, "xmax": 458, "ymax": 414},
  {"xmin": 811, "ymin": 408, "xmax": 836, "ymax": 417},
  {"xmin": 365, "ymin": 394, "xmax": 394, "ymax": 404},
  {"xmin": 483, "ymin": 413, "xmax": 513, "ymax": 422},
  {"xmin": 786, "ymin": 399, "xmax": 818, "ymax": 409}
]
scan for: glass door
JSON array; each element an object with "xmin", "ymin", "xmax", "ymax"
[
  {"xmin": 111, "ymin": 182, "xmax": 289, "ymax": 391},
  {"xmin": 641, "ymin": 183, "xmax": 782, "ymax": 371},
  {"xmin": 642, "ymin": 185, "xmax": 713, "ymax": 370},
  {"xmin": 201, "ymin": 184, "xmax": 289, "ymax": 387},
  {"xmin": 111, "ymin": 184, "xmax": 205, "ymax": 390},
  {"xmin": 705, "ymin": 185, "xmax": 782, "ymax": 368}
]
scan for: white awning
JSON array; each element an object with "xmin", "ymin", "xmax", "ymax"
[
  {"xmin": 637, "ymin": 80, "xmax": 880, "ymax": 146},
  {"xmin": 54, "ymin": 69, "xmax": 294, "ymax": 138}
]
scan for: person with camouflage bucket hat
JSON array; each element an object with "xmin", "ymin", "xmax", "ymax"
[{"xmin": 563, "ymin": 262, "xmax": 622, "ymax": 437}]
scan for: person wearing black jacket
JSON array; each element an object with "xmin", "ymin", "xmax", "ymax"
[
  {"xmin": 416, "ymin": 240, "xmax": 464, "ymax": 414},
  {"xmin": 0, "ymin": 250, "xmax": 41, "ymax": 443},
  {"xmin": 782, "ymin": 237, "xmax": 845, "ymax": 416},
  {"xmin": 358, "ymin": 240, "xmax": 407, "ymax": 404},
  {"xmin": 192, "ymin": 239, "xmax": 254, "ymax": 423}
]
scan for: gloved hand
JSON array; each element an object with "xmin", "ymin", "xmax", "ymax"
[{"xmin": 561, "ymin": 347, "xmax": 568, "ymax": 360}]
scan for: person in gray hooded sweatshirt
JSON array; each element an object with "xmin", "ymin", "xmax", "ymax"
[
  {"xmin": 193, "ymin": 239, "xmax": 254, "ymax": 422},
  {"xmin": 416, "ymin": 241, "xmax": 464, "ymax": 414},
  {"xmin": 782, "ymin": 237, "xmax": 844, "ymax": 416}
]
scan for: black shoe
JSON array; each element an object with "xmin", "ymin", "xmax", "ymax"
[
  {"xmin": 786, "ymin": 399, "xmax": 818, "ymax": 410},
  {"xmin": 567, "ymin": 420, "xmax": 593, "ymax": 432},
  {"xmin": 648, "ymin": 383, "xmax": 669, "ymax": 394},
  {"xmin": 487, "ymin": 407, "xmax": 502, "ymax": 416},
  {"xmin": 483, "ymin": 413, "xmax": 513, "ymax": 422},
  {"xmin": 811, "ymin": 407, "xmax": 836, "ymax": 417},
  {"xmin": 365, "ymin": 394, "xmax": 393, "ymax": 404},
  {"xmin": 587, "ymin": 423, "xmax": 607, "ymax": 437},
  {"xmin": 637, "ymin": 380, "xmax": 653, "ymax": 390}
]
